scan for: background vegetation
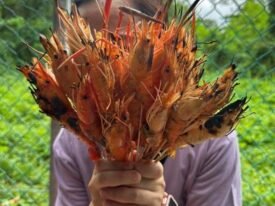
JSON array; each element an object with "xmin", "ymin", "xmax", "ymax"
[
  {"xmin": 0, "ymin": 0, "xmax": 274, "ymax": 205},
  {"xmin": 0, "ymin": 0, "xmax": 52, "ymax": 205}
]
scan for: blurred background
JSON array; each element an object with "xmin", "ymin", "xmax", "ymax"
[{"xmin": 0, "ymin": 0, "xmax": 274, "ymax": 205}]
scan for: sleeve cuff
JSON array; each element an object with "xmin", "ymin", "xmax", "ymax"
[{"xmin": 162, "ymin": 193, "xmax": 178, "ymax": 206}]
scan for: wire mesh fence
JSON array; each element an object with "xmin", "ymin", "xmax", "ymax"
[
  {"xmin": 0, "ymin": 0, "xmax": 52, "ymax": 205},
  {"xmin": 0, "ymin": 0, "xmax": 274, "ymax": 205}
]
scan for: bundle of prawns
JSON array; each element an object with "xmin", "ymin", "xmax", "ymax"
[{"xmin": 19, "ymin": 0, "xmax": 248, "ymax": 161}]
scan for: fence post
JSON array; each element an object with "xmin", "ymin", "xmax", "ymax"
[
  {"xmin": 50, "ymin": 1, "xmax": 71, "ymax": 205},
  {"xmin": 50, "ymin": 120, "xmax": 59, "ymax": 206}
]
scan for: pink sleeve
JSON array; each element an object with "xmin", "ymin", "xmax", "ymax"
[
  {"xmin": 185, "ymin": 133, "xmax": 242, "ymax": 206},
  {"xmin": 53, "ymin": 129, "xmax": 90, "ymax": 206}
]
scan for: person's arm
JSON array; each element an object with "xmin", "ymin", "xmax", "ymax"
[
  {"xmin": 186, "ymin": 133, "xmax": 242, "ymax": 206},
  {"xmin": 53, "ymin": 129, "xmax": 90, "ymax": 206}
]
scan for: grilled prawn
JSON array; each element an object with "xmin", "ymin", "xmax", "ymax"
[{"xmin": 19, "ymin": 0, "xmax": 248, "ymax": 161}]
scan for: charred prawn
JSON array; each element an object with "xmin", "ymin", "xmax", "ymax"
[{"xmin": 19, "ymin": 0, "xmax": 248, "ymax": 161}]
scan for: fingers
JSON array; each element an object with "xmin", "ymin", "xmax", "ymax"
[
  {"xmin": 133, "ymin": 161, "xmax": 165, "ymax": 194},
  {"xmin": 101, "ymin": 186, "xmax": 163, "ymax": 205},
  {"xmin": 134, "ymin": 177, "xmax": 165, "ymax": 192},
  {"xmin": 94, "ymin": 158, "xmax": 164, "ymax": 179},
  {"xmin": 89, "ymin": 160, "xmax": 165, "ymax": 206},
  {"xmin": 95, "ymin": 160, "xmax": 134, "ymax": 172},
  {"xmin": 91, "ymin": 170, "xmax": 141, "ymax": 188},
  {"xmin": 103, "ymin": 200, "xmax": 139, "ymax": 206},
  {"xmin": 134, "ymin": 161, "xmax": 163, "ymax": 179}
]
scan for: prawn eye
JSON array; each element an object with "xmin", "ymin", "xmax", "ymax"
[
  {"xmin": 28, "ymin": 72, "xmax": 37, "ymax": 84},
  {"xmin": 67, "ymin": 117, "xmax": 80, "ymax": 131},
  {"xmin": 50, "ymin": 96, "xmax": 68, "ymax": 118},
  {"xmin": 204, "ymin": 115, "xmax": 223, "ymax": 134},
  {"xmin": 164, "ymin": 68, "xmax": 170, "ymax": 73},
  {"xmin": 121, "ymin": 113, "xmax": 129, "ymax": 121}
]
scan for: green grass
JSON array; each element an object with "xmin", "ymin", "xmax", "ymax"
[
  {"xmin": 0, "ymin": 68, "xmax": 274, "ymax": 205},
  {"xmin": 235, "ymin": 77, "xmax": 275, "ymax": 206},
  {"xmin": 0, "ymin": 70, "xmax": 50, "ymax": 205},
  {"xmin": 201, "ymin": 69, "xmax": 275, "ymax": 205}
]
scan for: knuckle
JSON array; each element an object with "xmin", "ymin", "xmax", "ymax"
[
  {"xmin": 155, "ymin": 162, "xmax": 164, "ymax": 176},
  {"xmin": 88, "ymin": 180, "xmax": 93, "ymax": 189},
  {"xmin": 147, "ymin": 162, "xmax": 164, "ymax": 179},
  {"xmin": 159, "ymin": 178, "xmax": 166, "ymax": 189},
  {"xmin": 88, "ymin": 177, "xmax": 99, "ymax": 194},
  {"xmin": 88, "ymin": 175, "xmax": 97, "ymax": 189}
]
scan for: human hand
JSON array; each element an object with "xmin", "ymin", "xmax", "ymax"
[{"xmin": 88, "ymin": 160, "xmax": 165, "ymax": 206}]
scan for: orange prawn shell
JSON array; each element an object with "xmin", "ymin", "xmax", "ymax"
[
  {"xmin": 105, "ymin": 121, "xmax": 132, "ymax": 161},
  {"xmin": 19, "ymin": 1, "xmax": 248, "ymax": 161}
]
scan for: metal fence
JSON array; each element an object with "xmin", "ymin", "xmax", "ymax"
[{"xmin": 0, "ymin": 0, "xmax": 274, "ymax": 205}]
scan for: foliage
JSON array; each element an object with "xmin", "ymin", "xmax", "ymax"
[
  {"xmin": 234, "ymin": 77, "xmax": 275, "ymax": 206},
  {"xmin": 169, "ymin": 0, "xmax": 274, "ymax": 77},
  {"xmin": 269, "ymin": 0, "xmax": 275, "ymax": 33},
  {"xmin": 0, "ymin": 71, "xmax": 50, "ymax": 205},
  {"xmin": 195, "ymin": 1, "xmax": 275, "ymax": 202},
  {"xmin": 0, "ymin": 0, "xmax": 53, "ymax": 68},
  {"xmin": 0, "ymin": 0, "xmax": 52, "ymax": 205},
  {"xmin": 196, "ymin": 0, "xmax": 275, "ymax": 77},
  {"xmin": 195, "ymin": 1, "xmax": 275, "ymax": 204}
]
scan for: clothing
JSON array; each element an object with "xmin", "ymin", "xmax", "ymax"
[{"xmin": 53, "ymin": 128, "xmax": 242, "ymax": 206}]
